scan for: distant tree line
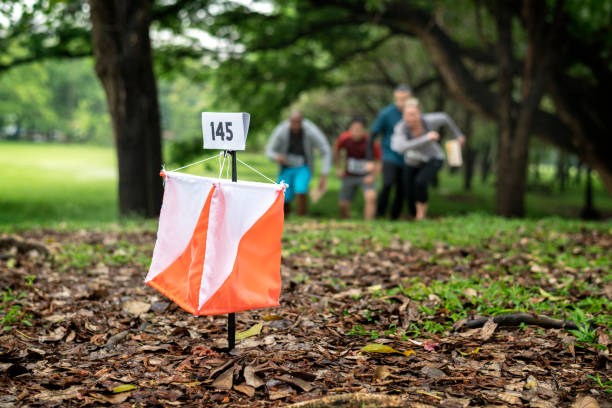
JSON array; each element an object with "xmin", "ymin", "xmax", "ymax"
[{"xmin": 0, "ymin": 0, "xmax": 610, "ymax": 218}]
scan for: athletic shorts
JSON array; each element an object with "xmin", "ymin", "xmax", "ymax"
[
  {"xmin": 278, "ymin": 166, "xmax": 311, "ymax": 203},
  {"xmin": 339, "ymin": 175, "xmax": 376, "ymax": 202}
]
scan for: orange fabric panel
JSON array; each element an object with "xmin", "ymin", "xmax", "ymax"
[
  {"xmin": 147, "ymin": 186, "xmax": 215, "ymax": 314},
  {"xmin": 197, "ymin": 191, "xmax": 284, "ymax": 315}
]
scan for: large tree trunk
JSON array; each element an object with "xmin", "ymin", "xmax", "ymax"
[
  {"xmin": 462, "ymin": 111, "xmax": 475, "ymax": 191},
  {"xmin": 89, "ymin": 0, "xmax": 163, "ymax": 217},
  {"xmin": 557, "ymin": 150, "xmax": 568, "ymax": 192},
  {"xmin": 493, "ymin": 4, "xmax": 526, "ymax": 217},
  {"xmin": 494, "ymin": 1, "xmax": 556, "ymax": 217}
]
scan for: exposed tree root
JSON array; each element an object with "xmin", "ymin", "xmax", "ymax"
[{"xmin": 463, "ymin": 313, "xmax": 579, "ymax": 330}]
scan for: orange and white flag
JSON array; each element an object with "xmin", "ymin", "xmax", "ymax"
[{"xmin": 145, "ymin": 171, "xmax": 286, "ymax": 316}]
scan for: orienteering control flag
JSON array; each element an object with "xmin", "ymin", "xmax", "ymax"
[{"xmin": 145, "ymin": 171, "xmax": 286, "ymax": 315}]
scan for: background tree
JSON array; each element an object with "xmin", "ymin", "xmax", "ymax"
[
  {"xmin": 0, "ymin": 0, "xmax": 211, "ymax": 217},
  {"xmin": 204, "ymin": 0, "xmax": 612, "ymax": 217}
]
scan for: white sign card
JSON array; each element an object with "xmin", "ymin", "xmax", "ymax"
[{"xmin": 202, "ymin": 112, "xmax": 250, "ymax": 151}]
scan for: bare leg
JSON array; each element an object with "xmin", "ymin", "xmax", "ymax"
[
  {"xmin": 339, "ymin": 200, "xmax": 351, "ymax": 219},
  {"xmin": 415, "ymin": 202, "xmax": 428, "ymax": 220},
  {"xmin": 296, "ymin": 194, "xmax": 307, "ymax": 216},
  {"xmin": 364, "ymin": 190, "xmax": 377, "ymax": 220}
]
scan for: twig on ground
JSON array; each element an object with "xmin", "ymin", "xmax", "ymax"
[{"xmin": 285, "ymin": 393, "xmax": 404, "ymax": 408}]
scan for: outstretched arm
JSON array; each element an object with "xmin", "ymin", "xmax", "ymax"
[
  {"xmin": 424, "ymin": 112, "xmax": 464, "ymax": 141},
  {"xmin": 265, "ymin": 122, "xmax": 288, "ymax": 164},
  {"xmin": 390, "ymin": 122, "xmax": 434, "ymax": 154},
  {"xmin": 367, "ymin": 113, "xmax": 384, "ymax": 160}
]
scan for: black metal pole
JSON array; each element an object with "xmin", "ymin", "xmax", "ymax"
[{"xmin": 227, "ymin": 150, "xmax": 237, "ymax": 351}]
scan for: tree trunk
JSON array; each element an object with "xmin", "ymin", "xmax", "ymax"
[
  {"xmin": 557, "ymin": 150, "xmax": 568, "ymax": 192},
  {"xmin": 532, "ymin": 149, "xmax": 540, "ymax": 183},
  {"xmin": 581, "ymin": 167, "xmax": 600, "ymax": 220},
  {"xmin": 89, "ymin": 0, "xmax": 163, "ymax": 217},
  {"xmin": 496, "ymin": 127, "xmax": 530, "ymax": 217},
  {"xmin": 462, "ymin": 111, "xmax": 475, "ymax": 191},
  {"xmin": 493, "ymin": 4, "xmax": 527, "ymax": 217},
  {"xmin": 480, "ymin": 142, "xmax": 492, "ymax": 184},
  {"xmin": 494, "ymin": 1, "xmax": 554, "ymax": 217}
]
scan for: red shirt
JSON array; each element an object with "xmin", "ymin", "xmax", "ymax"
[{"xmin": 335, "ymin": 131, "xmax": 381, "ymax": 176}]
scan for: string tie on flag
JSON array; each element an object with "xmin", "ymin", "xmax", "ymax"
[{"xmin": 161, "ymin": 152, "xmax": 284, "ymax": 186}]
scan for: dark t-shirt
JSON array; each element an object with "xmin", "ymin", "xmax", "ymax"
[
  {"xmin": 286, "ymin": 129, "xmax": 306, "ymax": 167},
  {"xmin": 288, "ymin": 129, "xmax": 305, "ymax": 156}
]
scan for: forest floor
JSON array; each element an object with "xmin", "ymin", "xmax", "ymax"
[{"xmin": 1, "ymin": 217, "xmax": 611, "ymax": 407}]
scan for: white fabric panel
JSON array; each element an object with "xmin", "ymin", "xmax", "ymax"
[
  {"xmin": 145, "ymin": 172, "xmax": 214, "ymax": 282},
  {"xmin": 198, "ymin": 179, "xmax": 283, "ymax": 310}
]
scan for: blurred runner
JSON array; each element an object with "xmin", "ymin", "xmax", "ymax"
[
  {"xmin": 266, "ymin": 111, "xmax": 332, "ymax": 216},
  {"xmin": 367, "ymin": 84, "xmax": 412, "ymax": 219},
  {"xmin": 334, "ymin": 116, "xmax": 382, "ymax": 220},
  {"xmin": 391, "ymin": 98, "xmax": 465, "ymax": 220}
]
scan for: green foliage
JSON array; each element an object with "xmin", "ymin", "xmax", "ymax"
[
  {"xmin": 1, "ymin": 287, "xmax": 32, "ymax": 331},
  {"xmin": 587, "ymin": 373, "xmax": 612, "ymax": 394},
  {"xmin": 54, "ymin": 240, "xmax": 152, "ymax": 273},
  {"xmin": 0, "ymin": 59, "xmax": 110, "ymax": 143}
]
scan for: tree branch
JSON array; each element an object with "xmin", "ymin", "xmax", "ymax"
[
  {"xmin": 0, "ymin": 49, "xmax": 91, "ymax": 73},
  {"xmin": 321, "ymin": 33, "xmax": 394, "ymax": 74}
]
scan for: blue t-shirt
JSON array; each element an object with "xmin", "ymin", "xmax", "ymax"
[{"xmin": 371, "ymin": 104, "xmax": 404, "ymax": 165}]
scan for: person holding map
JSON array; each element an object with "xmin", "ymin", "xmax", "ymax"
[
  {"xmin": 334, "ymin": 116, "xmax": 382, "ymax": 220},
  {"xmin": 266, "ymin": 111, "xmax": 332, "ymax": 216},
  {"xmin": 391, "ymin": 98, "xmax": 465, "ymax": 220}
]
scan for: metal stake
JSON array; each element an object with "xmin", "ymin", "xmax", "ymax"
[{"xmin": 227, "ymin": 150, "xmax": 237, "ymax": 351}]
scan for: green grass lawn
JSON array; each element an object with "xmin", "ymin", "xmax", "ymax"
[
  {"xmin": 1, "ymin": 140, "xmax": 612, "ymax": 229},
  {"xmin": 0, "ymin": 141, "xmax": 118, "ymax": 226}
]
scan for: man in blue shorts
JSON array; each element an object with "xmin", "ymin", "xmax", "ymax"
[{"xmin": 266, "ymin": 111, "xmax": 332, "ymax": 215}]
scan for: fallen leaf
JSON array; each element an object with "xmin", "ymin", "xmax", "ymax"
[
  {"xmin": 525, "ymin": 375, "xmax": 538, "ymax": 390},
  {"xmin": 244, "ymin": 365, "xmax": 264, "ymax": 388},
  {"xmin": 39, "ymin": 326, "xmax": 67, "ymax": 342},
  {"xmin": 268, "ymin": 386, "xmax": 293, "ymax": 400},
  {"xmin": 441, "ymin": 397, "xmax": 471, "ymax": 408},
  {"xmin": 112, "ymin": 384, "xmax": 137, "ymax": 393},
  {"xmin": 498, "ymin": 391, "xmax": 522, "ymax": 405},
  {"xmin": 234, "ymin": 383, "xmax": 255, "ymax": 397},
  {"xmin": 122, "ymin": 301, "xmax": 150, "ymax": 316},
  {"xmin": 32, "ymin": 386, "xmax": 83, "ymax": 403},
  {"xmin": 65, "ymin": 330, "xmax": 76, "ymax": 343},
  {"xmin": 236, "ymin": 323, "xmax": 263, "ymax": 340},
  {"xmin": 463, "ymin": 288, "xmax": 478, "ymax": 298},
  {"xmin": 538, "ymin": 288, "xmax": 563, "ymax": 301},
  {"xmin": 279, "ymin": 375, "xmax": 313, "ymax": 392},
  {"xmin": 421, "ymin": 366, "xmax": 446, "ymax": 379},
  {"xmin": 573, "ymin": 396, "xmax": 600, "ymax": 408},
  {"xmin": 416, "ymin": 390, "xmax": 442, "ymax": 400},
  {"xmin": 90, "ymin": 392, "xmax": 131, "ymax": 404},
  {"xmin": 263, "ymin": 315, "xmax": 283, "ymax": 321},
  {"xmin": 212, "ymin": 367, "xmax": 234, "ymax": 390},
  {"xmin": 374, "ymin": 366, "xmax": 391, "ymax": 380},
  {"xmin": 598, "ymin": 331, "xmax": 610, "ymax": 346},
  {"xmin": 210, "ymin": 359, "xmax": 237, "ymax": 379},
  {"xmin": 360, "ymin": 343, "xmax": 415, "ymax": 357},
  {"xmin": 481, "ymin": 318, "xmax": 497, "ymax": 341}
]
